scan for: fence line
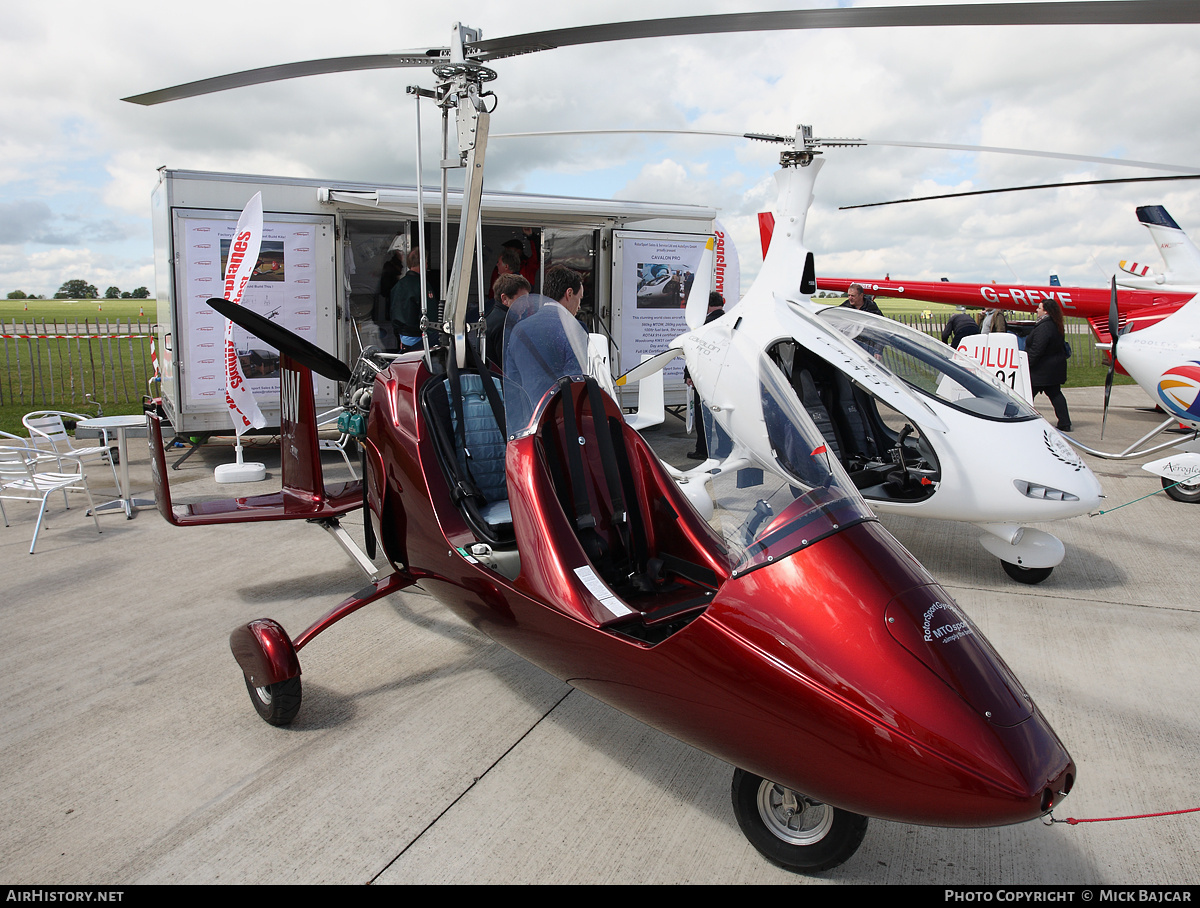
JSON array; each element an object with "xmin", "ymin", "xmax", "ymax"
[{"xmin": 0, "ymin": 317, "xmax": 156, "ymax": 409}]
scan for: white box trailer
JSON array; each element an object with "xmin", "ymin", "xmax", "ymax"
[{"xmin": 151, "ymin": 168, "xmax": 718, "ymax": 434}]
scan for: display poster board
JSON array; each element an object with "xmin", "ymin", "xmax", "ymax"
[
  {"xmin": 172, "ymin": 209, "xmax": 337, "ymax": 415},
  {"xmin": 612, "ymin": 231, "xmax": 715, "ymax": 383}
]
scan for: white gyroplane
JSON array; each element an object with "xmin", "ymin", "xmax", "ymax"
[{"xmin": 621, "ymin": 128, "xmax": 1104, "ymax": 583}]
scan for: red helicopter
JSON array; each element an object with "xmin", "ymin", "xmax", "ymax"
[
  {"xmin": 816, "ymin": 274, "xmax": 1193, "ymax": 353},
  {"xmin": 127, "ymin": 2, "xmax": 1200, "ymax": 874}
]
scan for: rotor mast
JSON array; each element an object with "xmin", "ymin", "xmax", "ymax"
[{"xmin": 427, "ymin": 23, "xmax": 495, "ymax": 368}]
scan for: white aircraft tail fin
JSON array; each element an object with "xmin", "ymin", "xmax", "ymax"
[{"xmin": 1136, "ymin": 205, "xmax": 1200, "ymax": 282}]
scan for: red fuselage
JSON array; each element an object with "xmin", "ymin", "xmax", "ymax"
[{"xmin": 362, "ymin": 354, "xmax": 1074, "ymax": 828}]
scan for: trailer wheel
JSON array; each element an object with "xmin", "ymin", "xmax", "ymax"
[
  {"xmin": 1163, "ymin": 475, "xmax": 1200, "ymax": 503},
  {"xmin": 245, "ymin": 674, "xmax": 301, "ymax": 726},
  {"xmin": 1001, "ymin": 560, "xmax": 1053, "ymax": 584},
  {"xmin": 731, "ymin": 769, "xmax": 867, "ymax": 873}
]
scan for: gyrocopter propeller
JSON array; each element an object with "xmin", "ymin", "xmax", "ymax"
[{"xmin": 126, "ymin": 2, "xmax": 1200, "ymax": 876}]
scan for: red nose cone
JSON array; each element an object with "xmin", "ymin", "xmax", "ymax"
[{"xmin": 698, "ymin": 521, "xmax": 1073, "ymax": 828}]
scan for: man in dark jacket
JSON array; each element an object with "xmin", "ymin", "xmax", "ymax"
[
  {"xmin": 841, "ymin": 283, "xmax": 883, "ymax": 315},
  {"xmin": 484, "ymin": 272, "xmax": 530, "ymax": 371},
  {"xmin": 941, "ymin": 310, "xmax": 982, "ymax": 348}
]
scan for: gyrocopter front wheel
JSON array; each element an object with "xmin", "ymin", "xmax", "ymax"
[
  {"xmin": 1000, "ymin": 560, "xmax": 1053, "ymax": 584},
  {"xmin": 244, "ymin": 674, "xmax": 302, "ymax": 726},
  {"xmin": 731, "ymin": 769, "xmax": 868, "ymax": 874}
]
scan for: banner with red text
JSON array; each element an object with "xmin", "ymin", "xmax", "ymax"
[{"xmin": 222, "ymin": 193, "xmax": 267, "ymax": 434}]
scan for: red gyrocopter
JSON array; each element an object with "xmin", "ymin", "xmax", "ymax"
[{"xmin": 130, "ymin": 3, "xmax": 1200, "ymax": 873}]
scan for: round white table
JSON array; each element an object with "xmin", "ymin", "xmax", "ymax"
[{"xmin": 76, "ymin": 415, "xmax": 154, "ymax": 519}]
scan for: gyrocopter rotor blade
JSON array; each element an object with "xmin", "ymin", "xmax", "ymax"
[
  {"xmin": 491, "ymin": 128, "xmax": 1200, "ymax": 177},
  {"xmin": 470, "ymin": 1, "xmax": 1200, "ymax": 61},
  {"xmin": 1101, "ymin": 277, "xmax": 1120, "ymax": 439},
  {"xmin": 124, "ymin": 2, "xmax": 1200, "ymax": 106},
  {"xmin": 840, "ymin": 174, "xmax": 1200, "ymax": 210},
  {"xmin": 122, "ymin": 53, "xmax": 449, "ymax": 106},
  {"xmin": 208, "ymin": 297, "xmax": 352, "ymax": 384}
]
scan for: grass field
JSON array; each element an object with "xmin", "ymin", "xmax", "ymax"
[{"xmin": 0, "ymin": 298, "xmax": 153, "ymax": 322}]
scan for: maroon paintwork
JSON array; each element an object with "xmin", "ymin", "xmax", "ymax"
[
  {"xmin": 353, "ymin": 354, "xmax": 1072, "ymax": 828},
  {"xmin": 153, "ymin": 344, "xmax": 1073, "ymax": 830}
]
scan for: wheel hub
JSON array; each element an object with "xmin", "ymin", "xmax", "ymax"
[{"xmin": 757, "ymin": 781, "xmax": 834, "ymax": 845}]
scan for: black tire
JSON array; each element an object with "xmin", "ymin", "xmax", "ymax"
[
  {"xmin": 244, "ymin": 674, "xmax": 302, "ymax": 726},
  {"xmin": 731, "ymin": 768, "xmax": 868, "ymax": 874},
  {"xmin": 1001, "ymin": 560, "xmax": 1053, "ymax": 584},
  {"xmin": 1163, "ymin": 475, "xmax": 1200, "ymax": 503}
]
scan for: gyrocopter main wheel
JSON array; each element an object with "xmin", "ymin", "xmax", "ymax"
[
  {"xmin": 1000, "ymin": 560, "xmax": 1053, "ymax": 584},
  {"xmin": 731, "ymin": 769, "xmax": 868, "ymax": 874},
  {"xmin": 1163, "ymin": 474, "xmax": 1200, "ymax": 503},
  {"xmin": 244, "ymin": 674, "xmax": 302, "ymax": 726}
]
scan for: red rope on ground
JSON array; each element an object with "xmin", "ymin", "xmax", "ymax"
[{"xmin": 1056, "ymin": 806, "xmax": 1200, "ymax": 825}]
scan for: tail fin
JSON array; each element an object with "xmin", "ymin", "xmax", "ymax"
[
  {"xmin": 1137, "ymin": 205, "xmax": 1200, "ymax": 282},
  {"xmin": 757, "ymin": 212, "xmax": 775, "ymax": 260}
]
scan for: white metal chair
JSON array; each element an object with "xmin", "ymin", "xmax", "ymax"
[
  {"xmin": 316, "ymin": 407, "xmax": 358, "ymax": 479},
  {"xmin": 22, "ymin": 411, "xmax": 120, "ymax": 490},
  {"xmin": 0, "ymin": 446, "xmax": 102, "ymax": 554}
]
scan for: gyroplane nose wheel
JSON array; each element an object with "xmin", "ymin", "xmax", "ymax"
[
  {"xmin": 731, "ymin": 769, "xmax": 868, "ymax": 873},
  {"xmin": 244, "ymin": 674, "xmax": 302, "ymax": 726},
  {"xmin": 1162, "ymin": 475, "xmax": 1200, "ymax": 503},
  {"xmin": 1000, "ymin": 560, "xmax": 1053, "ymax": 584}
]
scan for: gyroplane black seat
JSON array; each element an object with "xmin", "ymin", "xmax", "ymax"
[{"xmin": 424, "ymin": 367, "xmax": 513, "ymax": 544}]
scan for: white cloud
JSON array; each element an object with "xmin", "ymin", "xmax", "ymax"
[{"xmin": 0, "ymin": 0, "xmax": 1198, "ymax": 297}]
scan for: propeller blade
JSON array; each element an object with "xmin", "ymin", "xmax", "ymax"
[
  {"xmin": 1108, "ymin": 275, "xmax": 1121, "ymax": 344},
  {"xmin": 841, "ymin": 174, "xmax": 1200, "ymax": 210},
  {"xmin": 615, "ymin": 348, "xmax": 683, "ymax": 386},
  {"xmin": 208, "ymin": 297, "xmax": 352, "ymax": 383},
  {"xmin": 472, "ymin": 2, "xmax": 1200, "ymax": 62},
  {"xmin": 123, "ymin": 52, "xmax": 444, "ymax": 105},
  {"xmin": 1101, "ymin": 277, "xmax": 1119, "ymax": 439},
  {"xmin": 685, "ymin": 237, "xmax": 717, "ymax": 330}
]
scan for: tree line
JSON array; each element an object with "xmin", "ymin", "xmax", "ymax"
[{"xmin": 7, "ymin": 278, "xmax": 150, "ymax": 301}]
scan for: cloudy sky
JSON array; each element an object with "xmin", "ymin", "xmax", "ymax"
[{"xmin": 2, "ymin": 0, "xmax": 1199, "ymax": 298}]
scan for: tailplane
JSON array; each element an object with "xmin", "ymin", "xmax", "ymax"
[{"xmin": 1128, "ymin": 205, "xmax": 1200, "ymax": 285}]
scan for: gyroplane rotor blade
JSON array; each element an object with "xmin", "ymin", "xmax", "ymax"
[
  {"xmin": 840, "ymin": 174, "xmax": 1200, "ymax": 210},
  {"xmin": 471, "ymin": 1, "xmax": 1200, "ymax": 62},
  {"xmin": 208, "ymin": 297, "xmax": 352, "ymax": 384},
  {"xmin": 492, "ymin": 129, "xmax": 1200, "ymax": 176},
  {"xmin": 1101, "ymin": 277, "xmax": 1120, "ymax": 439},
  {"xmin": 122, "ymin": 52, "xmax": 446, "ymax": 106},
  {"xmin": 124, "ymin": 2, "xmax": 1200, "ymax": 106}
]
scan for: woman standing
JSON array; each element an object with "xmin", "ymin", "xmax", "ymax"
[{"xmin": 1026, "ymin": 298, "xmax": 1071, "ymax": 431}]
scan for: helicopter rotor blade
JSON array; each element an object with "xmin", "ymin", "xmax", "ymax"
[
  {"xmin": 124, "ymin": 3, "xmax": 1200, "ymax": 106},
  {"xmin": 1101, "ymin": 277, "xmax": 1119, "ymax": 439},
  {"xmin": 208, "ymin": 297, "xmax": 352, "ymax": 383}
]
